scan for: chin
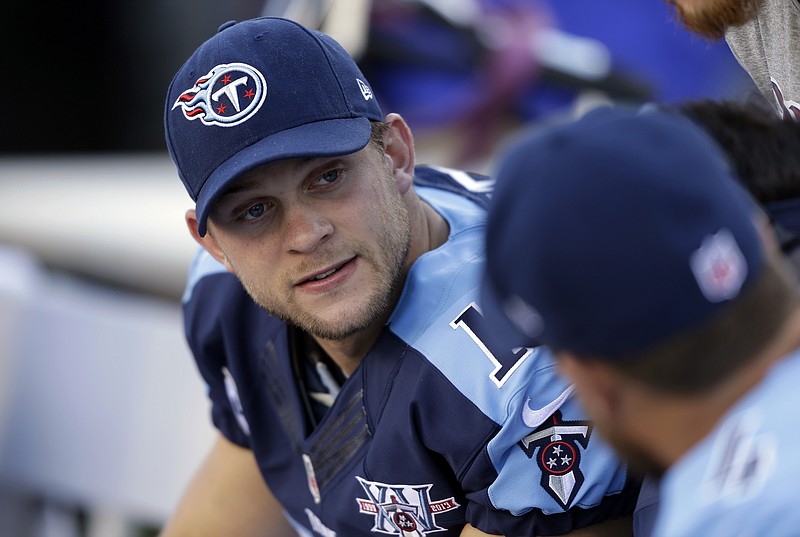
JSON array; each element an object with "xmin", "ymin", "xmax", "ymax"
[
  {"xmin": 292, "ymin": 293, "xmax": 391, "ymax": 341},
  {"xmin": 598, "ymin": 427, "xmax": 667, "ymax": 480}
]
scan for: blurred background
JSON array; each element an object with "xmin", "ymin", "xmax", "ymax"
[{"xmin": 0, "ymin": 0, "xmax": 754, "ymax": 535}]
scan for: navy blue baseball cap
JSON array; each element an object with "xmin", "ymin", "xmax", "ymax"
[
  {"xmin": 165, "ymin": 17, "xmax": 383, "ymax": 236},
  {"xmin": 481, "ymin": 106, "xmax": 765, "ymax": 359}
]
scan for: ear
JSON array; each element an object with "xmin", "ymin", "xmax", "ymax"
[
  {"xmin": 753, "ymin": 209, "xmax": 782, "ymax": 256},
  {"xmin": 556, "ymin": 351, "xmax": 622, "ymax": 426},
  {"xmin": 382, "ymin": 113, "xmax": 416, "ymax": 195},
  {"xmin": 185, "ymin": 209, "xmax": 235, "ymax": 273}
]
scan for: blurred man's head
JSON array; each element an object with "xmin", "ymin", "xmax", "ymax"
[
  {"xmin": 666, "ymin": 0, "xmax": 765, "ymax": 39},
  {"xmin": 678, "ymin": 98, "xmax": 800, "ymax": 272},
  {"xmin": 481, "ymin": 106, "xmax": 800, "ymax": 474}
]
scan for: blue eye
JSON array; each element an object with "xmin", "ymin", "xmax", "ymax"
[
  {"xmin": 317, "ymin": 169, "xmax": 340, "ymax": 185},
  {"xmin": 243, "ymin": 203, "xmax": 266, "ymax": 221}
]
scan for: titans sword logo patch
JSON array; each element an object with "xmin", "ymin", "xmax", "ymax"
[{"xmin": 519, "ymin": 410, "xmax": 593, "ymax": 509}]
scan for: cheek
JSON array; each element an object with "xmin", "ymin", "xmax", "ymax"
[
  {"xmin": 570, "ymin": 385, "xmax": 606, "ymax": 425},
  {"xmin": 556, "ymin": 360, "xmax": 607, "ymax": 422},
  {"xmin": 220, "ymin": 239, "xmax": 279, "ymax": 279},
  {"xmin": 340, "ymin": 185, "xmax": 398, "ymax": 234},
  {"xmin": 555, "ymin": 355, "xmax": 585, "ymax": 387}
]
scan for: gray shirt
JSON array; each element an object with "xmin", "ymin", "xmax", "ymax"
[{"xmin": 726, "ymin": 0, "xmax": 800, "ymax": 119}]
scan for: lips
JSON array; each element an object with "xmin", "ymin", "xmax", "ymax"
[
  {"xmin": 309, "ymin": 266, "xmax": 340, "ymax": 281},
  {"xmin": 304, "ymin": 262, "xmax": 346, "ymax": 283},
  {"xmin": 296, "ymin": 257, "xmax": 356, "ymax": 287}
]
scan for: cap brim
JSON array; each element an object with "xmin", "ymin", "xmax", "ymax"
[
  {"xmin": 195, "ymin": 116, "xmax": 374, "ymax": 235},
  {"xmin": 479, "ymin": 270, "xmax": 543, "ymax": 353}
]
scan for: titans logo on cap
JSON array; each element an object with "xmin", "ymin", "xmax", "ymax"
[{"xmin": 172, "ymin": 62, "xmax": 267, "ymax": 127}]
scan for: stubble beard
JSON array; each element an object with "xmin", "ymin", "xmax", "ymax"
[
  {"xmin": 239, "ymin": 178, "xmax": 412, "ymax": 342},
  {"xmin": 667, "ymin": 0, "xmax": 764, "ymax": 40},
  {"xmin": 598, "ymin": 427, "xmax": 667, "ymax": 481}
]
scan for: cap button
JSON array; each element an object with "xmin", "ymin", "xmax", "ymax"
[{"xmin": 218, "ymin": 20, "xmax": 237, "ymax": 32}]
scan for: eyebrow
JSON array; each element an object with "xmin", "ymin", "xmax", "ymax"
[
  {"xmin": 216, "ymin": 156, "xmax": 331, "ymax": 202},
  {"xmin": 293, "ymin": 156, "xmax": 315, "ymax": 170},
  {"xmin": 217, "ymin": 179, "xmax": 262, "ymax": 201}
]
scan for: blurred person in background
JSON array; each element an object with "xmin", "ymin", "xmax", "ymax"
[
  {"xmin": 665, "ymin": 0, "xmax": 799, "ymax": 119},
  {"xmin": 355, "ymin": 0, "xmax": 656, "ymax": 170},
  {"xmin": 160, "ymin": 15, "xmax": 640, "ymax": 537},
  {"xmin": 679, "ymin": 97, "xmax": 800, "ymax": 270},
  {"xmin": 482, "ymin": 106, "xmax": 800, "ymax": 537},
  {"xmin": 631, "ymin": 96, "xmax": 800, "ymax": 534}
]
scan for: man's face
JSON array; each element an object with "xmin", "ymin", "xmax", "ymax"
[
  {"xmin": 666, "ymin": 0, "xmax": 764, "ymax": 39},
  {"xmin": 207, "ymin": 144, "xmax": 411, "ymax": 341},
  {"xmin": 555, "ymin": 352, "xmax": 668, "ymax": 480},
  {"xmin": 594, "ymin": 424, "xmax": 667, "ymax": 481}
]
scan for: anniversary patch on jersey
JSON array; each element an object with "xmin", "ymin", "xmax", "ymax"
[
  {"xmin": 356, "ymin": 477, "xmax": 460, "ymax": 536},
  {"xmin": 172, "ymin": 62, "xmax": 267, "ymax": 127},
  {"xmin": 519, "ymin": 410, "xmax": 592, "ymax": 509}
]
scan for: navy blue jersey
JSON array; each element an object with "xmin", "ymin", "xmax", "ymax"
[{"xmin": 182, "ymin": 166, "xmax": 639, "ymax": 536}]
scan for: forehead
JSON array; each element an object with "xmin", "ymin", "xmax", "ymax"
[
  {"xmin": 228, "ymin": 157, "xmax": 315, "ymax": 191},
  {"xmin": 214, "ymin": 157, "xmax": 323, "ymax": 202},
  {"xmin": 220, "ymin": 144, "xmax": 375, "ymax": 197}
]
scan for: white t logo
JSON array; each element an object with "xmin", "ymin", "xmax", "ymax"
[{"xmin": 212, "ymin": 76, "xmax": 249, "ymax": 112}]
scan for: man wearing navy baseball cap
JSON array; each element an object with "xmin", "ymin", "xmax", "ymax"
[
  {"xmin": 161, "ymin": 17, "xmax": 640, "ymax": 537},
  {"xmin": 482, "ymin": 106, "xmax": 800, "ymax": 537},
  {"xmin": 676, "ymin": 98, "xmax": 800, "ymax": 276}
]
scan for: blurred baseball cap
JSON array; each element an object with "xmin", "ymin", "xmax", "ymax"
[
  {"xmin": 164, "ymin": 17, "xmax": 383, "ymax": 236},
  {"xmin": 481, "ymin": 106, "xmax": 764, "ymax": 359}
]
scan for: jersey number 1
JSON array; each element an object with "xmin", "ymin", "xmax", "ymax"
[{"xmin": 450, "ymin": 302, "xmax": 534, "ymax": 387}]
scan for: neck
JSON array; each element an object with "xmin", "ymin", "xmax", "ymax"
[
  {"xmin": 314, "ymin": 193, "xmax": 449, "ymax": 376},
  {"xmin": 641, "ymin": 307, "xmax": 800, "ymax": 469},
  {"xmin": 405, "ymin": 193, "xmax": 450, "ymax": 268}
]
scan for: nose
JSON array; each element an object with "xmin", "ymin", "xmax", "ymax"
[{"xmin": 282, "ymin": 203, "xmax": 333, "ymax": 254}]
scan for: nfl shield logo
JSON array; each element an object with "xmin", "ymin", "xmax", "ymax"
[{"xmin": 690, "ymin": 229, "xmax": 747, "ymax": 303}]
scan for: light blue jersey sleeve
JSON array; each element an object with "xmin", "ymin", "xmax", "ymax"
[
  {"xmin": 391, "ymin": 186, "xmax": 633, "ymax": 520},
  {"xmin": 654, "ymin": 349, "xmax": 800, "ymax": 537}
]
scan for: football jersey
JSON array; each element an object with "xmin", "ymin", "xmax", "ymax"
[
  {"xmin": 652, "ymin": 348, "xmax": 800, "ymax": 537},
  {"xmin": 182, "ymin": 166, "xmax": 639, "ymax": 536}
]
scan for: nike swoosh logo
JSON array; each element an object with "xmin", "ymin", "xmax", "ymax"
[{"xmin": 521, "ymin": 385, "xmax": 576, "ymax": 428}]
